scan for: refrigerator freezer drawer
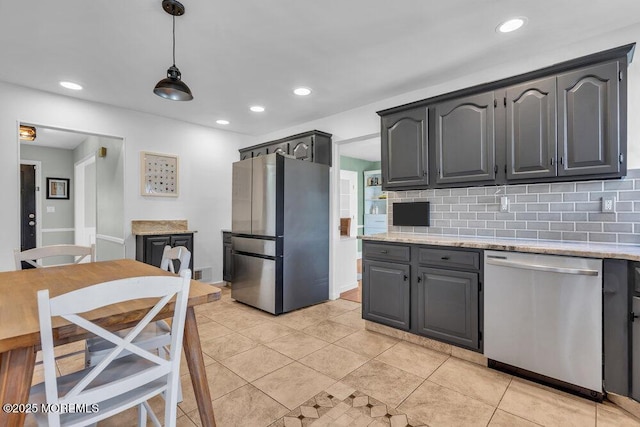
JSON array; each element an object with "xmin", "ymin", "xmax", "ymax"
[
  {"xmin": 232, "ymin": 253, "xmax": 277, "ymax": 314},
  {"xmin": 232, "ymin": 236, "xmax": 276, "ymax": 257}
]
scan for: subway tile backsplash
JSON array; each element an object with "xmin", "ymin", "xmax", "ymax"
[{"xmin": 387, "ymin": 170, "xmax": 640, "ymax": 244}]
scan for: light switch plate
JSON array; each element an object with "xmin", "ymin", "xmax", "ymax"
[
  {"xmin": 46, "ymin": 206, "xmax": 55, "ymax": 213},
  {"xmin": 602, "ymin": 196, "xmax": 616, "ymax": 213}
]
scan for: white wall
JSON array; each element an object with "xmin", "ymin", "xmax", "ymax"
[{"xmin": 0, "ymin": 81, "xmax": 253, "ymax": 276}]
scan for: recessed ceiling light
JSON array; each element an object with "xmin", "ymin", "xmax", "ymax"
[
  {"xmin": 59, "ymin": 81, "xmax": 83, "ymax": 90},
  {"xmin": 293, "ymin": 87, "xmax": 312, "ymax": 96},
  {"xmin": 497, "ymin": 17, "xmax": 527, "ymax": 33},
  {"xmin": 250, "ymin": 105, "xmax": 265, "ymax": 113},
  {"xmin": 216, "ymin": 119, "xmax": 230, "ymax": 125}
]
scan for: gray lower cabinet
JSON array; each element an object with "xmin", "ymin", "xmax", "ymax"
[
  {"xmin": 415, "ymin": 267, "xmax": 479, "ymax": 350},
  {"xmin": 362, "ymin": 260, "xmax": 411, "ymax": 330},
  {"xmin": 558, "ymin": 61, "xmax": 622, "ymax": 177},
  {"xmin": 633, "ymin": 296, "xmax": 640, "ymax": 401},
  {"xmin": 506, "ymin": 76, "xmax": 557, "ymax": 180},
  {"xmin": 434, "ymin": 91, "xmax": 496, "ymax": 185},
  {"xmin": 381, "ymin": 108, "xmax": 428, "ymax": 190},
  {"xmin": 135, "ymin": 232, "xmax": 194, "ymax": 272},
  {"xmin": 223, "ymin": 231, "xmax": 232, "ymax": 282},
  {"xmin": 362, "ymin": 240, "xmax": 482, "ymax": 351}
]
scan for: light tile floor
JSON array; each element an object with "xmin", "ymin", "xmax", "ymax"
[{"xmin": 30, "ymin": 286, "xmax": 640, "ymax": 427}]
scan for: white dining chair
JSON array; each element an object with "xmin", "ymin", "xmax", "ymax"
[
  {"xmin": 14, "ymin": 244, "xmax": 96, "ymax": 270},
  {"xmin": 160, "ymin": 245, "xmax": 191, "ymax": 274},
  {"xmin": 29, "ymin": 270, "xmax": 191, "ymax": 427},
  {"xmin": 85, "ymin": 246, "xmax": 191, "ymax": 400}
]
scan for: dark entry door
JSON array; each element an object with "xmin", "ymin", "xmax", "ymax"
[{"xmin": 20, "ymin": 164, "xmax": 37, "ymax": 269}]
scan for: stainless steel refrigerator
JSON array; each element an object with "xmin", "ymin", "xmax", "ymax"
[{"xmin": 231, "ymin": 153, "xmax": 329, "ymax": 314}]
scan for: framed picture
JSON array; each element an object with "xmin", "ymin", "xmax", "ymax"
[
  {"xmin": 46, "ymin": 177, "xmax": 70, "ymax": 200},
  {"xmin": 140, "ymin": 151, "xmax": 179, "ymax": 197}
]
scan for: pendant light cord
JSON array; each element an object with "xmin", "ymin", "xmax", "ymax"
[{"xmin": 172, "ymin": 14, "xmax": 176, "ymax": 67}]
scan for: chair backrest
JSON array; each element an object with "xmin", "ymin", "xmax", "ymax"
[
  {"xmin": 159, "ymin": 245, "xmax": 191, "ymax": 274},
  {"xmin": 37, "ymin": 269, "xmax": 191, "ymax": 426},
  {"xmin": 14, "ymin": 244, "xmax": 96, "ymax": 270}
]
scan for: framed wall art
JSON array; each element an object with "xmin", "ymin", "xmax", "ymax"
[
  {"xmin": 46, "ymin": 177, "xmax": 70, "ymax": 200},
  {"xmin": 140, "ymin": 151, "xmax": 179, "ymax": 197}
]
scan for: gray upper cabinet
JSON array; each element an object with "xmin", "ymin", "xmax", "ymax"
[
  {"xmin": 506, "ymin": 76, "xmax": 557, "ymax": 180},
  {"xmin": 292, "ymin": 136, "xmax": 313, "ymax": 162},
  {"xmin": 239, "ymin": 131, "xmax": 332, "ymax": 166},
  {"xmin": 434, "ymin": 91, "xmax": 495, "ymax": 185},
  {"xmin": 558, "ymin": 61, "xmax": 622, "ymax": 177},
  {"xmin": 377, "ymin": 44, "xmax": 632, "ymax": 189},
  {"xmin": 381, "ymin": 108, "xmax": 428, "ymax": 189},
  {"xmin": 270, "ymin": 141, "xmax": 290, "ymax": 156}
]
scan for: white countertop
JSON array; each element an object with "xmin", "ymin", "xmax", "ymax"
[{"xmin": 360, "ymin": 232, "xmax": 640, "ymax": 261}]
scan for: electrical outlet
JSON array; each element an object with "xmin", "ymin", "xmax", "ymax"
[
  {"xmin": 602, "ymin": 196, "xmax": 616, "ymax": 213},
  {"xmin": 500, "ymin": 196, "xmax": 509, "ymax": 213}
]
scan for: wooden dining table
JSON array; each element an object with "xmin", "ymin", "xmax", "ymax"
[{"xmin": 0, "ymin": 259, "xmax": 220, "ymax": 427}]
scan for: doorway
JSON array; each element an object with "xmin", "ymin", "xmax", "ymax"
[
  {"xmin": 333, "ymin": 135, "xmax": 383, "ymax": 303},
  {"xmin": 18, "ymin": 124, "xmax": 125, "ymax": 263},
  {"xmin": 19, "ymin": 161, "xmax": 41, "ymax": 268}
]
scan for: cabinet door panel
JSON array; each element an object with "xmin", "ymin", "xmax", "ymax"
[
  {"xmin": 506, "ymin": 77, "xmax": 557, "ymax": 180},
  {"xmin": 269, "ymin": 141, "xmax": 290, "ymax": 155},
  {"xmin": 416, "ymin": 267, "xmax": 478, "ymax": 349},
  {"xmin": 252, "ymin": 146, "xmax": 269, "ymax": 158},
  {"xmin": 170, "ymin": 234, "xmax": 194, "ymax": 271},
  {"xmin": 381, "ymin": 108, "xmax": 428, "ymax": 189},
  {"xmin": 144, "ymin": 236, "xmax": 171, "ymax": 268},
  {"xmin": 633, "ymin": 296, "xmax": 640, "ymax": 401},
  {"xmin": 363, "ymin": 260, "xmax": 410, "ymax": 330},
  {"xmin": 223, "ymin": 243, "xmax": 233, "ymax": 282},
  {"xmin": 558, "ymin": 61, "xmax": 620, "ymax": 176},
  {"xmin": 435, "ymin": 92, "xmax": 495, "ymax": 184},
  {"xmin": 292, "ymin": 136, "xmax": 314, "ymax": 162}
]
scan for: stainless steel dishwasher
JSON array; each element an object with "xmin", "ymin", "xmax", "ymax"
[{"xmin": 484, "ymin": 250, "xmax": 603, "ymax": 396}]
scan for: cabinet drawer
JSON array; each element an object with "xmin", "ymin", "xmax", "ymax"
[
  {"xmin": 417, "ymin": 247, "xmax": 479, "ymax": 271},
  {"xmin": 363, "ymin": 242, "xmax": 410, "ymax": 263}
]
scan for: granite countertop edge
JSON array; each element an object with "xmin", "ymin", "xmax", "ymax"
[
  {"xmin": 133, "ymin": 230, "xmax": 197, "ymax": 236},
  {"xmin": 360, "ymin": 232, "xmax": 640, "ymax": 261}
]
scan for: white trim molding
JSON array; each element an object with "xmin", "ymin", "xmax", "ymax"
[
  {"xmin": 96, "ymin": 234, "xmax": 125, "ymax": 245},
  {"xmin": 41, "ymin": 228, "xmax": 75, "ymax": 233}
]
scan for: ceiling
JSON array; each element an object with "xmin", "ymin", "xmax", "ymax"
[
  {"xmin": 20, "ymin": 126, "xmax": 89, "ymax": 150},
  {"xmin": 3, "ymin": 1, "xmax": 640, "ymax": 136},
  {"xmin": 340, "ymin": 138, "xmax": 381, "ymax": 162}
]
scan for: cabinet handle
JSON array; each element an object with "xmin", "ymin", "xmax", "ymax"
[
  {"xmin": 380, "ymin": 250, "xmax": 388, "ymax": 254},
  {"xmin": 559, "ymin": 156, "xmax": 563, "ymax": 165},
  {"xmin": 417, "ymin": 276, "xmax": 422, "ymax": 283},
  {"xmin": 403, "ymin": 275, "xmax": 408, "ymax": 281},
  {"xmin": 631, "ymin": 312, "xmax": 639, "ymax": 322},
  {"xmin": 441, "ymin": 256, "xmax": 450, "ymax": 260},
  {"xmin": 550, "ymin": 158, "xmax": 554, "ymax": 166}
]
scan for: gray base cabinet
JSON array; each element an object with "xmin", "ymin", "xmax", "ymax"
[
  {"xmin": 362, "ymin": 240, "xmax": 482, "ymax": 352},
  {"xmin": 416, "ymin": 267, "xmax": 479, "ymax": 349},
  {"xmin": 633, "ymin": 296, "xmax": 640, "ymax": 401},
  {"xmin": 135, "ymin": 233, "xmax": 194, "ymax": 272},
  {"xmin": 223, "ymin": 231, "xmax": 232, "ymax": 282},
  {"xmin": 363, "ymin": 260, "xmax": 410, "ymax": 330}
]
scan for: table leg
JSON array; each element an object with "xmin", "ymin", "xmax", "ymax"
[
  {"xmin": 0, "ymin": 346, "xmax": 37, "ymax": 427},
  {"xmin": 183, "ymin": 306, "xmax": 216, "ymax": 427}
]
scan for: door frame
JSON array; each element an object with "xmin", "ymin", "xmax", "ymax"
[
  {"xmin": 339, "ymin": 169, "xmax": 358, "ymax": 237},
  {"xmin": 20, "ymin": 160, "xmax": 42, "ymax": 249},
  {"xmin": 330, "ymin": 133, "xmax": 379, "ymax": 299},
  {"xmin": 74, "ymin": 154, "xmax": 96, "ymax": 250}
]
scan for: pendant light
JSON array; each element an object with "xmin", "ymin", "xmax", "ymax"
[{"xmin": 153, "ymin": 0, "xmax": 193, "ymax": 101}]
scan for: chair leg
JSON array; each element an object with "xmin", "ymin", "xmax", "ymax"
[
  {"xmin": 137, "ymin": 403, "xmax": 147, "ymax": 427},
  {"xmin": 144, "ymin": 401, "xmax": 162, "ymax": 427}
]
